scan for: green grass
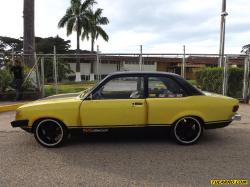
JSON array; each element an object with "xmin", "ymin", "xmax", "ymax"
[
  {"xmin": 44, "ymin": 82, "xmax": 95, "ymax": 97},
  {"xmin": 187, "ymin": 80, "xmax": 197, "ymax": 86}
]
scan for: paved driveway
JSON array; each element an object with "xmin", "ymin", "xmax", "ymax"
[{"xmin": 0, "ymin": 104, "xmax": 249, "ymax": 187}]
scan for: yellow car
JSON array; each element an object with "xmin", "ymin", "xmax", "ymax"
[{"xmin": 11, "ymin": 72, "xmax": 241, "ymax": 147}]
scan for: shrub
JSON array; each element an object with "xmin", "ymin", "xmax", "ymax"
[
  {"xmin": 0, "ymin": 68, "xmax": 12, "ymax": 92},
  {"xmin": 43, "ymin": 59, "xmax": 74, "ymax": 83},
  {"xmin": 0, "ymin": 65, "xmax": 36, "ymax": 92},
  {"xmin": 195, "ymin": 67, "xmax": 244, "ymax": 98},
  {"xmin": 22, "ymin": 66, "xmax": 36, "ymax": 91},
  {"xmin": 227, "ymin": 68, "xmax": 244, "ymax": 98}
]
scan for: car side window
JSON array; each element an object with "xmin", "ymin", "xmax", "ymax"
[
  {"xmin": 92, "ymin": 76, "xmax": 144, "ymax": 100},
  {"xmin": 148, "ymin": 76, "xmax": 186, "ymax": 98}
]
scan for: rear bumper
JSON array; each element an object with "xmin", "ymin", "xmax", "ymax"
[
  {"xmin": 204, "ymin": 121, "xmax": 231, "ymax": 129},
  {"xmin": 204, "ymin": 114, "xmax": 241, "ymax": 129},
  {"xmin": 11, "ymin": 120, "xmax": 29, "ymax": 128}
]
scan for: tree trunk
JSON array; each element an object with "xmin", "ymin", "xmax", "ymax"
[
  {"xmin": 23, "ymin": 0, "xmax": 35, "ymax": 68},
  {"xmin": 91, "ymin": 37, "xmax": 94, "ymax": 52}
]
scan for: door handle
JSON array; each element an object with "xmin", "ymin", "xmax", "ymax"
[{"xmin": 132, "ymin": 102, "xmax": 143, "ymax": 106}]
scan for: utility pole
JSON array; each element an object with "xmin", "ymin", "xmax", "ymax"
[{"xmin": 218, "ymin": 0, "xmax": 228, "ymax": 67}]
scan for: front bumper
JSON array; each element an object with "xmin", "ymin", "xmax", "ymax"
[
  {"xmin": 11, "ymin": 120, "xmax": 32, "ymax": 133},
  {"xmin": 232, "ymin": 113, "xmax": 241, "ymax": 121},
  {"xmin": 11, "ymin": 120, "xmax": 29, "ymax": 128}
]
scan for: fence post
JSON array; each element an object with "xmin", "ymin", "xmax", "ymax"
[
  {"xmin": 182, "ymin": 45, "xmax": 186, "ymax": 78},
  {"xmin": 53, "ymin": 46, "xmax": 58, "ymax": 94},
  {"xmin": 96, "ymin": 45, "xmax": 100, "ymax": 81},
  {"xmin": 34, "ymin": 53, "xmax": 41, "ymax": 92},
  {"xmin": 12, "ymin": 48, "xmax": 14, "ymax": 65},
  {"xmin": 139, "ymin": 45, "xmax": 143, "ymax": 71},
  {"xmin": 222, "ymin": 55, "xmax": 228, "ymax": 96},
  {"xmin": 41, "ymin": 57, "xmax": 45, "ymax": 98},
  {"xmin": 243, "ymin": 55, "xmax": 250, "ymax": 103}
]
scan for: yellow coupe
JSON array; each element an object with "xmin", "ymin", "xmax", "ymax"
[{"xmin": 11, "ymin": 72, "xmax": 241, "ymax": 147}]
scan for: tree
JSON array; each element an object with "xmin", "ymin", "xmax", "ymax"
[
  {"xmin": 0, "ymin": 35, "xmax": 73, "ymax": 82},
  {"xmin": 35, "ymin": 36, "xmax": 73, "ymax": 82},
  {"xmin": 82, "ymin": 8, "xmax": 109, "ymax": 52},
  {"xmin": 36, "ymin": 36, "xmax": 71, "ymax": 54},
  {"xmin": 58, "ymin": 0, "xmax": 96, "ymax": 82},
  {"xmin": 0, "ymin": 36, "xmax": 23, "ymax": 52},
  {"xmin": 241, "ymin": 44, "xmax": 250, "ymax": 54},
  {"xmin": 23, "ymin": 0, "xmax": 35, "ymax": 68},
  {"xmin": 0, "ymin": 36, "xmax": 23, "ymax": 67}
]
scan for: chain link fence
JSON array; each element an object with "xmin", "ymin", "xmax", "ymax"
[{"xmin": 0, "ymin": 52, "xmax": 249, "ymax": 102}]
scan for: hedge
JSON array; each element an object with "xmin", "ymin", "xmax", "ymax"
[{"xmin": 195, "ymin": 67, "xmax": 244, "ymax": 98}]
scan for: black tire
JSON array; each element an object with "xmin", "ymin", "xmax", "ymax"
[
  {"xmin": 34, "ymin": 119, "xmax": 68, "ymax": 148},
  {"xmin": 171, "ymin": 117, "xmax": 203, "ymax": 145}
]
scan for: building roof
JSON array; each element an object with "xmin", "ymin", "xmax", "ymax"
[{"xmin": 66, "ymin": 54, "xmax": 245, "ymax": 66}]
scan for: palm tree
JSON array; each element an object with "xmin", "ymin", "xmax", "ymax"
[
  {"xmin": 82, "ymin": 8, "xmax": 109, "ymax": 52},
  {"xmin": 58, "ymin": 0, "xmax": 95, "ymax": 81},
  {"xmin": 23, "ymin": 0, "xmax": 35, "ymax": 68}
]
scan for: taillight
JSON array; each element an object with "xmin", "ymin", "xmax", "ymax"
[{"xmin": 233, "ymin": 105, "xmax": 239, "ymax": 112}]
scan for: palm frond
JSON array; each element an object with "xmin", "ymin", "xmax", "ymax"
[
  {"xmin": 81, "ymin": 30, "xmax": 90, "ymax": 41},
  {"xmin": 94, "ymin": 8, "xmax": 103, "ymax": 17},
  {"xmin": 96, "ymin": 26, "xmax": 109, "ymax": 41},
  {"xmin": 66, "ymin": 17, "xmax": 76, "ymax": 36},
  {"xmin": 81, "ymin": 0, "xmax": 96, "ymax": 12},
  {"xmin": 98, "ymin": 17, "xmax": 109, "ymax": 25},
  {"xmin": 58, "ymin": 8, "xmax": 73, "ymax": 28}
]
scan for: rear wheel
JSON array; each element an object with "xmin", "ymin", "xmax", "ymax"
[
  {"xmin": 34, "ymin": 119, "xmax": 67, "ymax": 148},
  {"xmin": 172, "ymin": 117, "xmax": 203, "ymax": 145}
]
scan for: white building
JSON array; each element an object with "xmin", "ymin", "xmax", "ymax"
[{"xmin": 68, "ymin": 55, "xmax": 157, "ymax": 81}]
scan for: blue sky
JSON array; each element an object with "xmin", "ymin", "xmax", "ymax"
[{"xmin": 0, "ymin": 0, "xmax": 250, "ymax": 53}]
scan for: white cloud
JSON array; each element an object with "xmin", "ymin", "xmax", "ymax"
[{"xmin": 0, "ymin": 0, "xmax": 249, "ymax": 54}]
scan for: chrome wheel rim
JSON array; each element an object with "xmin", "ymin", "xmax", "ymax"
[
  {"xmin": 174, "ymin": 117, "xmax": 202, "ymax": 144},
  {"xmin": 36, "ymin": 119, "xmax": 63, "ymax": 147}
]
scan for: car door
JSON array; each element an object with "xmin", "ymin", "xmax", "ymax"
[
  {"xmin": 146, "ymin": 75, "xmax": 189, "ymax": 125},
  {"xmin": 79, "ymin": 75, "xmax": 147, "ymax": 127}
]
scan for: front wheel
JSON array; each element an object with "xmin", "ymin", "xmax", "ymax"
[
  {"xmin": 172, "ymin": 117, "xmax": 203, "ymax": 145},
  {"xmin": 34, "ymin": 119, "xmax": 68, "ymax": 148}
]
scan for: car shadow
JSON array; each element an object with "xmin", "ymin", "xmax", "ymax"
[
  {"xmin": 66, "ymin": 127, "xmax": 174, "ymax": 146},
  {"xmin": 65, "ymin": 127, "xmax": 235, "ymax": 147}
]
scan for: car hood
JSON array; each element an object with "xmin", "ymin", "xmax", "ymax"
[
  {"xmin": 40, "ymin": 92, "xmax": 81, "ymax": 100},
  {"xmin": 19, "ymin": 93, "xmax": 82, "ymax": 109}
]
